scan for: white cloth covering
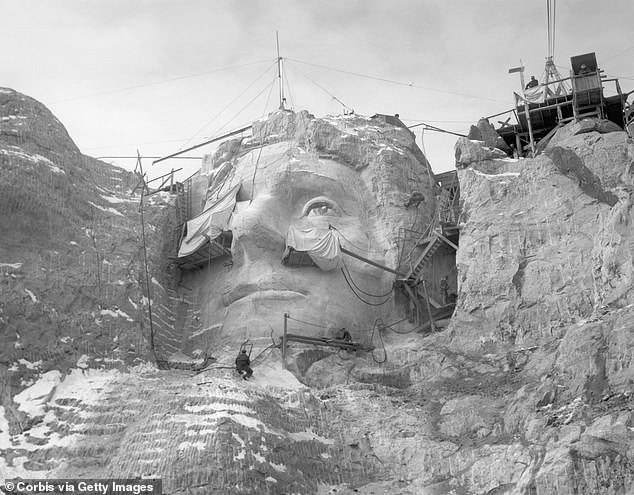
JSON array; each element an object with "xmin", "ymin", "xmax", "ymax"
[
  {"xmin": 284, "ymin": 225, "xmax": 342, "ymax": 271},
  {"xmin": 177, "ymin": 184, "xmax": 240, "ymax": 257}
]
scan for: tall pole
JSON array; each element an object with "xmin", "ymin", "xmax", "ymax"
[
  {"xmin": 282, "ymin": 312, "xmax": 288, "ymax": 369},
  {"xmin": 421, "ymin": 280, "xmax": 436, "ymax": 333},
  {"xmin": 137, "ymin": 150, "xmax": 157, "ymax": 363},
  {"xmin": 276, "ymin": 31, "xmax": 285, "ymax": 110},
  {"xmin": 509, "ymin": 64, "xmax": 536, "ymax": 156}
]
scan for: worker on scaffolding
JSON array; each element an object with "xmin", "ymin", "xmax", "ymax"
[
  {"xmin": 235, "ymin": 349, "xmax": 253, "ymax": 380},
  {"xmin": 336, "ymin": 327, "xmax": 352, "ymax": 343},
  {"xmin": 525, "ymin": 76, "xmax": 539, "ymax": 89},
  {"xmin": 335, "ymin": 327, "xmax": 353, "ymax": 352},
  {"xmin": 440, "ymin": 276, "xmax": 449, "ymax": 305}
]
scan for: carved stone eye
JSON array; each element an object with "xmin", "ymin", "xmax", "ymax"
[
  {"xmin": 307, "ymin": 202, "xmax": 332, "ymax": 216},
  {"xmin": 304, "ymin": 199, "xmax": 338, "ymax": 217}
]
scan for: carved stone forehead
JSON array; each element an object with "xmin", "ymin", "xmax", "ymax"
[{"xmin": 203, "ymin": 109, "xmax": 428, "ymax": 197}]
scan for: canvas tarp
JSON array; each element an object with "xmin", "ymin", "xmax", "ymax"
[
  {"xmin": 284, "ymin": 225, "xmax": 342, "ymax": 271},
  {"xmin": 514, "ymin": 85, "xmax": 547, "ymax": 106},
  {"xmin": 177, "ymin": 184, "xmax": 240, "ymax": 258}
]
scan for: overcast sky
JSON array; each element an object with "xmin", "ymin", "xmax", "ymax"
[{"xmin": 2, "ymin": 0, "xmax": 633, "ymax": 179}]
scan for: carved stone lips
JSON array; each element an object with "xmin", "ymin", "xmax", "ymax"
[{"xmin": 223, "ymin": 282, "xmax": 308, "ymax": 306}]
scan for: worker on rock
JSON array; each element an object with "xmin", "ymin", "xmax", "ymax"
[
  {"xmin": 235, "ymin": 349, "xmax": 253, "ymax": 380},
  {"xmin": 336, "ymin": 327, "xmax": 352, "ymax": 343}
]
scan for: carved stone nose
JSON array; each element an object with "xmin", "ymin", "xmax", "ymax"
[{"xmin": 229, "ymin": 198, "xmax": 288, "ymax": 268}]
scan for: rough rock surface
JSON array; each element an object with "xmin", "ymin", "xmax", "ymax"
[
  {"xmin": 0, "ymin": 87, "xmax": 172, "ymax": 447},
  {"xmin": 2, "ymin": 90, "xmax": 634, "ymax": 494},
  {"xmin": 467, "ymin": 117, "xmax": 512, "ymax": 154}
]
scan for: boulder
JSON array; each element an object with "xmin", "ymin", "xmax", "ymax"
[
  {"xmin": 467, "ymin": 118, "xmax": 511, "ymax": 153},
  {"xmin": 454, "ymin": 137, "xmax": 508, "ymax": 168}
]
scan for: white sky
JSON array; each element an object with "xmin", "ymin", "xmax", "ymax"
[{"xmin": 2, "ymin": 0, "xmax": 633, "ymax": 180}]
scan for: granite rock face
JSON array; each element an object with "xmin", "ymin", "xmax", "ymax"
[
  {"xmin": 441, "ymin": 122, "xmax": 634, "ymax": 493},
  {"xmin": 0, "ymin": 88, "xmax": 170, "ymax": 445},
  {"xmin": 3, "ymin": 90, "xmax": 634, "ymax": 494}
]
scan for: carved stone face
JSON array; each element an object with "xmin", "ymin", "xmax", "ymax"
[{"xmin": 182, "ymin": 111, "xmax": 435, "ymax": 347}]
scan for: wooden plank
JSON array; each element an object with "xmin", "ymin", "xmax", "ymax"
[
  {"xmin": 437, "ymin": 233, "xmax": 458, "ymax": 251},
  {"xmin": 402, "ymin": 282, "xmax": 422, "ymax": 322},
  {"xmin": 153, "ymin": 124, "xmax": 252, "ymax": 165}
]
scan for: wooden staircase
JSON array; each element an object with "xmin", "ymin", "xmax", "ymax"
[{"xmin": 407, "ymin": 233, "xmax": 442, "ymax": 283}]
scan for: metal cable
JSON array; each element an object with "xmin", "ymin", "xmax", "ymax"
[{"xmin": 341, "ymin": 259, "xmax": 393, "ymax": 298}]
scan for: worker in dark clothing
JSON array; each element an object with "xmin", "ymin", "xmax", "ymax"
[
  {"xmin": 525, "ymin": 76, "xmax": 538, "ymax": 89},
  {"xmin": 335, "ymin": 327, "xmax": 352, "ymax": 342},
  {"xmin": 235, "ymin": 349, "xmax": 253, "ymax": 380},
  {"xmin": 440, "ymin": 276, "xmax": 449, "ymax": 305},
  {"xmin": 335, "ymin": 327, "xmax": 353, "ymax": 352}
]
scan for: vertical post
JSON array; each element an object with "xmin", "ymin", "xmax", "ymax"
[
  {"xmin": 514, "ymin": 133, "xmax": 522, "ymax": 159},
  {"xmin": 170, "ymin": 168, "xmax": 174, "ymax": 192},
  {"xmin": 519, "ymin": 67, "xmax": 536, "ymax": 156},
  {"xmin": 282, "ymin": 312, "xmax": 288, "ymax": 369},
  {"xmin": 138, "ymin": 150, "xmax": 156, "ymax": 363},
  {"xmin": 510, "ymin": 64, "xmax": 536, "ymax": 156},
  {"xmin": 421, "ymin": 280, "xmax": 436, "ymax": 333},
  {"xmin": 276, "ymin": 31, "xmax": 285, "ymax": 110}
]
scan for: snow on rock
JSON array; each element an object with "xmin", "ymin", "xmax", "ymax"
[
  {"xmin": 88, "ymin": 201, "xmax": 124, "ymax": 217},
  {"xmin": 288, "ymin": 429, "xmax": 335, "ymax": 445},
  {"xmin": 0, "ymin": 262, "xmax": 22, "ymax": 269},
  {"xmin": 100, "ymin": 194, "xmax": 137, "ymax": 204},
  {"xmin": 17, "ymin": 358, "xmax": 42, "ymax": 370},
  {"xmin": 100, "ymin": 308, "xmax": 133, "ymax": 321},
  {"xmin": 13, "ymin": 370, "xmax": 62, "ymax": 418},
  {"xmin": 24, "ymin": 288, "xmax": 37, "ymax": 302},
  {"xmin": 0, "ymin": 406, "xmax": 11, "ymax": 446},
  {"xmin": 76, "ymin": 354, "xmax": 90, "ymax": 369}
]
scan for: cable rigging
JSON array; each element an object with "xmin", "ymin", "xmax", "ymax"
[
  {"xmin": 339, "ymin": 266, "xmax": 391, "ymax": 306},
  {"xmin": 289, "ymin": 63, "xmax": 354, "ymax": 114},
  {"xmin": 285, "ymin": 57, "xmax": 510, "ymax": 104},
  {"xmin": 53, "ymin": 58, "xmax": 276, "ymax": 104},
  {"xmin": 175, "ymin": 60, "xmax": 278, "ymax": 152}
]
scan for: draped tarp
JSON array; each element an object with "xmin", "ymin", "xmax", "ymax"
[
  {"xmin": 177, "ymin": 184, "xmax": 240, "ymax": 257},
  {"xmin": 514, "ymin": 85, "xmax": 546, "ymax": 105},
  {"xmin": 284, "ymin": 225, "xmax": 342, "ymax": 271}
]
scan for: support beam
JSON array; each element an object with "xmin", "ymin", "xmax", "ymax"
[
  {"xmin": 402, "ymin": 282, "xmax": 422, "ymax": 323},
  {"xmin": 282, "ymin": 313, "xmax": 288, "ymax": 369},
  {"xmin": 420, "ymin": 280, "xmax": 437, "ymax": 333},
  {"xmin": 153, "ymin": 125, "xmax": 252, "ymax": 165},
  {"xmin": 340, "ymin": 247, "xmax": 405, "ymax": 277},
  {"xmin": 437, "ymin": 232, "xmax": 458, "ymax": 251}
]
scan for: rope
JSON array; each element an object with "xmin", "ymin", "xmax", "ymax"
[
  {"xmin": 341, "ymin": 259, "xmax": 393, "ymax": 298},
  {"xmin": 370, "ymin": 319, "xmax": 387, "ymax": 363},
  {"xmin": 287, "ymin": 316, "xmax": 330, "ymax": 329},
  {"xmin": 286, "ymin": 57, "xmax": 510, "ymax": 104},
  {"xmin": 288, "ymin": 62, "xmax": 354, "ymax": 113},
  {"xmin": 329, "ymin": 225, "xmax": 381, "ymax": 254},
  {"xmin": 282, "ymin": 58, "xmax": 295, "ymax": 110},
  {"xmin": 251, "ymin": 344, "xmax": 276, "ymax": 365},
  {"xmin": 213, "ymin": 77, "xmax": 278, "ymax": 138},
  {"xmin": 262, "ymin": 70, "xmax": 278, "ymax": 117},
  {"xmin": 52, "ymin": 58, "xmax": 276, "ymax": 104},
  {"xmin": 176, "ymin": 60, "xmax": 277, "ymax": 152},
  {"xmin": 340, "ymin": 267, "xmax": 391, "ymax": 306}
]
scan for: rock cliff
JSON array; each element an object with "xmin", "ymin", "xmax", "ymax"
[{"xmin": 1, "ymin": 89, "xmax": 633, "ymax": 494}]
